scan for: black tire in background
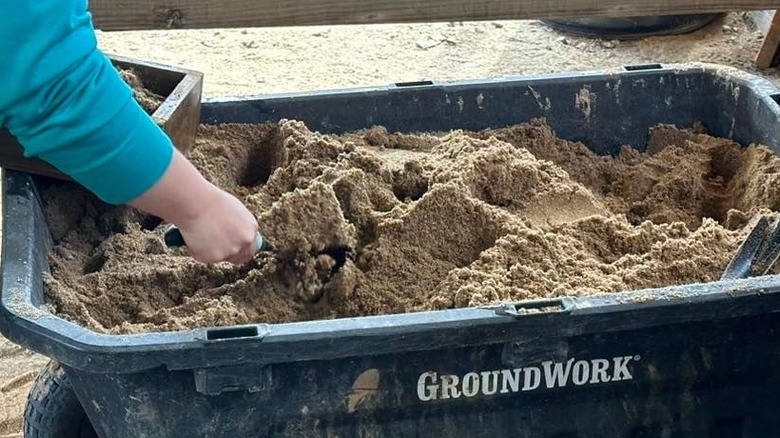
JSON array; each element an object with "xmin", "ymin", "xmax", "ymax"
[
  {"xmin": 540, "ymin": 14, "xmax": 723, "ymax": 39},
  {"xmin": 23, "ymin": 360, "xmax": 98, "ymax": 438}
]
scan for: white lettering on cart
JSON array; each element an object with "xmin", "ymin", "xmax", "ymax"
[{"xmin": 416, "ymin": 354, "xmax": 640, "ymax": 402}]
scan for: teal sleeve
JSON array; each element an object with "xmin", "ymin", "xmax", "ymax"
[{"xmin": 0, "ymin": 1, "xmax": 174, "ymax": 205}]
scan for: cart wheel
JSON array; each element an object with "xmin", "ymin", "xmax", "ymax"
[{"xmin": 23, "ymin": 360, "xmax": 98, "ymax": 438}]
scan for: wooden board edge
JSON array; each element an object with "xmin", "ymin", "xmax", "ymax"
[
  {"xmin": 87, "ymin": 0, "xmax": 780, "ymax": 32},
  {"xmin": 756, "ymin": 10, "xmax": 780, "ymax": 68}
]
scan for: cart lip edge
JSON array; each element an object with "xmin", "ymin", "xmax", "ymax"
[
  {"xmin": 198, "ymin": 61, "xmax": 775, "ymax": 105},
  {"xmin": 3, "ymin": 274, "xmax": 780, "ymax": 344},
  {"xmin": 3, "ymin": 270, "xmax": 780, "ymax": 373}
]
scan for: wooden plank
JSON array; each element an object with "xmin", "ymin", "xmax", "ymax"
[
  {"xmin": 756, "ymin": 10, "xmax": 780, "ymax": 67},
  {"xmin": 0, "ymin": 55, "xmax": 203, "ymax": 181},
  {"xmin": 110, "ymin": 54, "xmax": 204, "ymax": 156},
  {"xmin": 88, "ymin": 0, "xmax": 780, "ymax": 31}
]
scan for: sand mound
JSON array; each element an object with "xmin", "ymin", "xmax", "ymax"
[{"xmin": 40, "ymin": 119, "xmax": 778, "ymax": 334}]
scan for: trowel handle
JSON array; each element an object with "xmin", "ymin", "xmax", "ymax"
[
  {"xmin": 164, "ymin": 226, "xmax": 272, "ymax": 252},
  {"xmin": 163, "ymin": 226, "xmax": 187, "ymax": 249}
]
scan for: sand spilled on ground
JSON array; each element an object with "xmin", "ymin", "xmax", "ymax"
[{"xmin": 39, "ymin": 119, "xmax": 780, "ymax": 334}]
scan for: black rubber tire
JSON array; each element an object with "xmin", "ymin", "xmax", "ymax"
[
  {"xmin": 540, "ymin": 14, "xmax": 722, "ymax": 39},
  {"xmin": 23, "ymin": 360, "xmax": 99, "ymax": 438}
]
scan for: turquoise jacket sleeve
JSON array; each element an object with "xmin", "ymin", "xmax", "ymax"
[{"xmin": 0, "ymin": 0, "xmax": 174, "ymax": 205}]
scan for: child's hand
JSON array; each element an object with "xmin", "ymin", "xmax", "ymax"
[
  {"xmin": 129, "ymin": 149, "xmax": 261, "ymax": 265},
  {"xmin": 176, "ymin": 189, "xmax": 260, "ymax": 264}
]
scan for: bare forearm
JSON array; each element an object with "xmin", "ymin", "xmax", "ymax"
[
  {"xmin": 128, "ymin": 149, "xmax": 259, "ymax": 265},
  {"xmin": 127, "ymin": 149, "xmax": 220, "ymax": 228}
]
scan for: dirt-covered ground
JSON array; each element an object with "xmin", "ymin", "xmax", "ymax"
[{"xmin": 2, "ymin": 12, "xmax": 779, "ymax": 436}]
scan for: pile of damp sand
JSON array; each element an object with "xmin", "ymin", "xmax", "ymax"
[
  {"xmin": 117, "ymin": 67, "xmax": 165, "ymax": 114},
  {"xmin": 39, "ymin": 119, "xmax": 780, "ymax": 334}
]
